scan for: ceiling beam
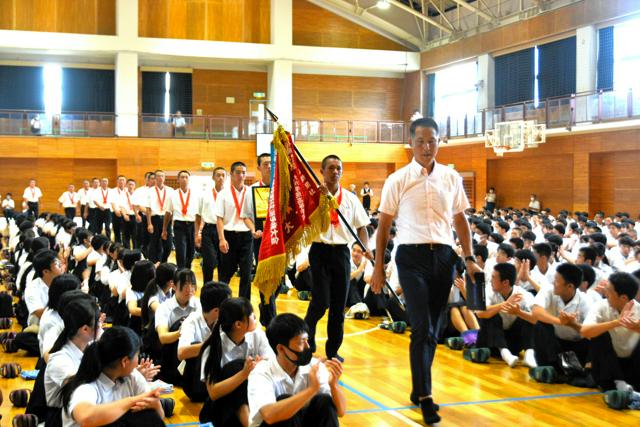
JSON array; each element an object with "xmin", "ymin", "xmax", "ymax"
[
  {"xmin": 448, "ymin": 0, "xmax": 494, "ymax": 21},
  {"xmin": 428, "ymin": 0, "xmax": 457, "ymax": 31},
  {"xmin": 387, "ymin": 0, "xmax": 453, "ymax": 34}
]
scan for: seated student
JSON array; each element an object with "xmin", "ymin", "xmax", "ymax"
[
  {"xmin": 496, "ymin": 243, "xmax": 515, "ymax": 264},
  {"xmin": 522, "ymin": 230, "xmax": 537, "ymax": 251},
  {"xmin": 592, "ymin": 242, "xmax": 614, "ymax": 279},
  {"xmin": 447, "ymin": 274, "xmax": 479, "ymax": 338},
  {"xmin": 60, "ymin": 326, "xmax": 165, "ymax": 427},
  {"xmin": 155, "ymin": 268, "xmax": 201, "ymax": 384},
  {"xmin": 111, "ymin": 249, "xmax": 143, "ymax": 326},
  {"xmin": 581, "ymin": 272, "xmax": 640, "ymax": 393},
  {"xmin": 533, "ymin": 243, "xmax": 557, "ymax": 286},
  {"xmin": 475, "ymin": 263, "xmax": 537, "ymax": 368},
  {"xmin": 346, "ymin": 242, "xmax": 373, "ymax": 307},
  {"xmin": 200, "ymin": 297, "xmax": 274, "ymax": 426},
  {"xmin": 287, "ymin": 244, "xmax": 313, "ymax": 295},
  {"xmin": 70, "ymin": 228, "xmax": 93, "ymax": 281},
  {"xmin": 531, "ymin": 263, "xmax": 592, "ymax": 376},
  {"xmin": 127, "ymin": 260, "xmax": 156, "ymax": 335},
  {"xmin": 85, "ymin": 235, "xmax": 109, "ymax": 295},
  {"xmin": 248, "ymin": 313, "xmax": 345, "ymax": 427},
  {"xmin": 141, "ymin": 263, "xmax": 177, "ymax": 362},
  {"xmin": 44, "ymin": 293, "xmax": 101, "ymax": 425},
  {"xmin": 514, "ymin": 249, "xmax": 544, "ymax": 294},
  {"xmin": 39, "ymin": 274, "xmax": 81, "ymax": 361},
  {"xmin": 16, "ymin": 236, "xmax": 49, "ymax": 297},
  {"xmin": 609, "ymin": 236, "xmax": 636, "ymax": 272},
  {"xmin": 577, "ymin": 263, "xmax": 605, "ymax": 304},
  {"xmin": 178, "ymin": 281, "xmax": 231, "ymax": 402},
  {"xmin": 475, "ymin": 222, "xmax": 498, "ymax": 256}
]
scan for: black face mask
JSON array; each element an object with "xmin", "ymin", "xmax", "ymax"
[{"xmin": 284, "ymin": 346, "xmax": 313, "ymax": 366}]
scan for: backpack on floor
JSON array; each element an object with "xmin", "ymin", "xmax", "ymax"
[{"xmin": 0, "ymin": 292, "xmax": 14, "ymax": 318}]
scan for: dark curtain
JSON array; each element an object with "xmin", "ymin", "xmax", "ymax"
[
  {"xmin": 494, "ymin": 48, "xmax": 535, "ymax": 106},
  {"xmin": 169, "ymin": 72, "xmax": 192, "ymax": 115},
  {"xmin": 425, "ymin": 73, "xmax": 436, "ymax": 118},
  {"xmin": 141, "ymin": 72, "xmax": 167, "ymax": 114},
  {"xmin": 538, "ymin": 36, "xmax": 576, "ymax": 100},
  {"xmin": 0, "ymin": 66, "xmax": 44, "ymax": 110},
  {"xmin": 62, "ymin": 68, "xmax": 115, "ymax": 112},
  {"xmin": 597, "ymin": 26, "xmax": 614, "ymax": 91}
]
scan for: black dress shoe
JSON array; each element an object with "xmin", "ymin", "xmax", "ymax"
[
  {"xmin": 420, "ymin": 397, "xmax": 441, "ymax": 425},
  {"xmin": 411, "ymin": 393, "xmax": 439, "ymax": 411}
]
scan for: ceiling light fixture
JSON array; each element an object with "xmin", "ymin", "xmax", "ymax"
[{"xmin": 377, "ymin": 0, "xmax": 390, "ymax": 10}]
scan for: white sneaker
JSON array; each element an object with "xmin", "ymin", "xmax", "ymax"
[
  {"xmin": 524, "ymin": 349, "xmax": 538, "ymax": 368},
  {"xmin": 500, "ymin": 348, "xmax": 518, "ymax": 368}
]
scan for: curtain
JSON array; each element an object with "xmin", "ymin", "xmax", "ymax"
[
  {"xmin": 597, "ymin": 26, "xmax": 614, "ymax": 91},
  {"xmin": 0, "ymin": 66, "xmax": 44, "ymax": 110},
  {"xmin": 169, "ymin": 72, "xmax": 192, "ymax": 115},
  {"xmin": 538, "ymin": 36, "xmax": 576, "ymax": 99},
  {"xmin": 494, "ymin": 48, "xmax": 535, "ymax": 106},
  {"xmin": 141, "ymin": 72, "xmax": 167, "ymax": 114},
  {"xmin": 62, "ymin": 68, "xmax": 115, "ymax": 112}
]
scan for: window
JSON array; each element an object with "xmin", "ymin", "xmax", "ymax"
[
  {"xmin": 43, "ymin": 64, "xmax": 62, "ymax": 116},
  {"xmin": 433, "ymin": 61, "xmax": 478, "ymax": 123},
  {"xmin": 613, "ymin": 18, "xmax": 640, "ymax": 91}
]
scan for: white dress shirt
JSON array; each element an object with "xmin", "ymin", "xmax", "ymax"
[
  {"xmin": 112, "ymin": 187, "xmax": 128, "ymax": 213},
  {"xmin": 23, "ymin": 186, "xmax": 43, "ymax": 202},
  {"xmin": 584, "ymin": 299, "xmax": 640, "ymax": 358},
  {"xmin": 147, "ymin": 186, "xmax": 174, "ymax": 216},
  {"xmin": 121, "ymin": 190, "xmax": 136, "ymax": 216},
  {"xmin": 378, "ymin": 160, "xmax": 469, "ymax": 246},
  {"xmin": 484, "ymin": 285, "xmax": 534, "ymax": 329},
  {"xmin": 78, "ymin": 188, "xmax": 92, "ymax": 206},
  {"xmin": 45, "ymin": 341, "xmax": 84, "ymax": 407},
  {"xmin": 58, "ymin": 191, "xmax": 79, "ymax": 208},
  {"xmin": 38, "ymin": 308, "xmax": 63, "ymax": 356},
  {"xmin": 198, "ymin": 187, "xmax": 222, "ymax": 224},
  {"xmin": 131, "ymin": 185, "xmax": 151, "ymax": 210},
  {"xmin": 314, "ymin": 186, "xmax": 370, "ymax": 245},
  {"xmin": 215, "ymin": 185, "xmax": 250, "ymax": 232},
  {"xmin": 179, "ymin": 311, "xmax": 212, "ymax": 351},
  {"xmin": 93, "ymin": 188, "xmax": 115, "ymax": 211},
  {"xmin": 154, "ymin": 296, "xmax": 201, "ymax": 330},
  {"xmin": 86, "ymin": 188, "xmax": 98, "ymax": 208},
  {"xmin": 533, "ymin": 287, "xmax": 591, "ymax": 341},
  {"xmin": 167, "ymin": 187, "xmax": 200, "ymax": 222},
  {"xmin": 24, "ymin": 277, "xmax": 49, "ymax": 326}
]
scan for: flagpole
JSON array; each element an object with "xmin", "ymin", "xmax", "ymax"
[{"xmin": 266, "ymin": 108, "xmax": 405, "ymax": 311}]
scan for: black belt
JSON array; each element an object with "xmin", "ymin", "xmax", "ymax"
[
  {"xmin": 174, "ymin": 220, "xmax": 194, "ymax": 224},
  {"xmin": 400, "ymin": 243, "xmax": 448, "ymax": 250},
  {"xmin": 225, "ymin": 230, "xmax": 250, "ymax": 234}
]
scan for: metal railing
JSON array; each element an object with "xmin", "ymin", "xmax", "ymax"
[
  {"xmin": 292, "ymin": 119, "xmax": 406, "ymax": 144},
  {"xmin": 440, "ymin": 88, "xmax": 640, "ymax": 139},
  {"xmin": 0, "ymin": 111, "xmax": 115, "ymax": 137}
]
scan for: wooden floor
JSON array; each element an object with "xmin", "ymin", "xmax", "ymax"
[{"xmin": 1, "ymin": 257, "xmax": 639, "ymax": 426}]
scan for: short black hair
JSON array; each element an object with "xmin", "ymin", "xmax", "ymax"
[
  {"xmin": 494, "ymin": 263, "xmax": 517, "ymax": 287},
  {"xmin": 213, "ymin": 166, "xmax": 226, "ymax": 175},
  {"xmin": 177, "ymin": 170, "xmax": 190, "ymax": 178},
  {"xmin": 121, "ymin": 249, "xmax": 143, "ymax": 271},
  {"xmin": 533, "ymin": 242, "xmax": 552, "ymax": 259},
  {"xmin": 175, "ymin": 268, "xmax": 197, "ymax": 290},
  {"xmin": 577, "ymin": 264, "xmax": 596, "ymax": 287},
  {"xmin": 490, "ymin": 233, "xmax": 504, "ymax": 244},
  {"xmin": 200, "ymin": 282, "xmax": 232, "ymax": 312},
  {"xmin": 609, "ymin": 272, "xmax": 640, "ymax": 300},
  {"xmin": 410, "ymin": 117, "xmax": 439, "ymax": 138},
  {"xmin": 589, "ymin": 232, "xmax": 607, "ymax": 245},
  {"xmin": 266, "ymin": 313, "xmax": 309, "ymax": 353},
  {"xmin": 578, "ymin": 246, "xmax": 597, "ymax": 264},
  {"xmin": 257, "ymin": 153, "xmax": 271, "ymax": 166},
  {"xmin": 230, "ymin": 161, "xmax": 246, "ymax": 173},
  {"xmin": 33, "ymin": 249, "xmax": 59, "ymax": 278},
  {"xmin": 515, "ymin": 249, "xmax": 537, "ymax": 270},
  {"xmin": 473, "ymin": 245, "xmax": 489, "ymax": 263},
  {"xmin": 48, "ymin": 274, "xmax": 81, "ymax": 311},
  {"xmin": 497, "ymin": 222, "xmax": 510, "ymax": 233},
  {"xmin": 619, "ymin": 236, "xmax": 635, "ymax": 247},
  {"xmin": 509, "ymin": 237, "xmax": 524, "ymax": 250},
  {"xmin": 555, "ymin": 263, "xmax": 583, "ymax": 288},
  {"xmin": 522, "ymin": 230, "xmax": 536, "ymax": 242},
  {"xmin": 497, "ymin": 243, "xmax": 515, "ymax": 259},
  {"xmin": 321, "ymin": 155, "xmax": 341, "ymax": 170},
  {"xmin": 476, "ymin": 222, "xmax": 492, "ymax": 236},
  {"xmin": 554, "ymin": 224, "xmax": 566, "ymax": 235}
]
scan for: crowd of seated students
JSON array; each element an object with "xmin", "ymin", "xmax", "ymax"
[{"xmin": 0, "ymin": 210, "xmax": 347, "ymax": 426}]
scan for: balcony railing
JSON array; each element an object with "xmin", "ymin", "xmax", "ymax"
[
  {"xmin": 0, "ymin": 111, "xmax": 115, "ymax": 137},
  {"xmin": 292, "ymin": 120, "xmax": 406, "ymax": 144}
]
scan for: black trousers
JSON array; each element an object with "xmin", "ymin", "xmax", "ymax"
[
  {"xmin": 260, "ymin": 393, "xmax": 338, "ymax": 427},
  {"xmin": 590, "ymin": 331, "xmax": 640, "ymax": 391},
  {"xmin": 3, "ymin": 208, "xmax": 14, "ymax": 219},
  {"xmin": 533, "ymin": 322, "xmax": 589, "ymax": 368},
  {"xmin": 201, "ymin": 223, "xmax": 220, "ymax": 283},
  {"xmin": 304, "ymin": 243, "xmax": 350, "ymax": 358},
  {"xmin": 173, "ymin": 220, "xmax": 195, "ymax": 269},
  {"xmin": 219, "ymin": 231, "xmax": 253, "ymax": 299},
  {"xmin": 27, "ymin": 201, "xmax": 39, "ymax": 218},
  {"xmin": 395, "ymin": 244, "xmax": 458, "ymax": 398},
  {"xmin": 199, "ymin": 358, "xmax": 247, "ymax": 426},
  {"xmin": 183, "ymin": 354, "xmax": 207, "ymax": 402},
  {"xmin": 80, "ymin": 204, "xmax": 88, "ymax": 227},
  {"xmin": 14, "ymin": 331, "xmax": 39, "ymax": 356},
  {"xmin": 148, "ymin": 215, "xmax": 172, "ymax": 263},
  {"xmin": 122, "ymin": 216, "xmax": 136, "ymax": 249},
  {"xmin": 137, "ymin": 213, "xmax": 149, "ymax": 253},
  {"xmin": 94, "ymin": 209, "xmax": 112, "ymax": 238},
  {"xmin": 64, "ymin": 207, "xmax": 75, "ymax": 220},
  {"xmin": 254, "ymin": 236, "xmax": 278, "ymax": 327},
  {"xmin": 477, "ymin": 315, "xmax": 534, "ymax": 355},
  {"xmin": 88, "ymin": 207, "xmax": 97, "ymax": 233},
  {"xmin": 112, "ymin": 214, "xmax": 124, "ymax": 243},
  {"xmin": 347, "ymin": 276, "xmax": 366, "ymax": 307}
]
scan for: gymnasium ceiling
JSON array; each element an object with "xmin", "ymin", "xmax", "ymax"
[{"xmin": 309, "ymin": 0, "xmax": 584, "ymax": 51}]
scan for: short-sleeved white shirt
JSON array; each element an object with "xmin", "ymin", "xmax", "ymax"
[
  {"xmin": 584, "ymin": 299, "xmax": 640, "ymax": 358},
  {"xmin": 378, "ymin": 160, "xmax": 469, "ymax": 246},
  {"xmin": 178, "ymin": 311, "xmax": 211, "ymax": 351},
  {"xmin": 314, "ymin": 187, "xmax": 370, "ymax": 245},
  {"xmin": 38, "ymin": 308, "xmax": 63, "ymax": 356},
  {"xmin": 533, "ymin": 287, "xmax": 591, "ymax": 341},
  {"xmin": 23, "ymin": 186, "xmax": 43, "ymax": 202},
  {"xmin": 198, "ymin": 187, "xmax": 222, "ymax": 225},
  {"xmin": 58, "ymin": 192, "xmax": 79, "ymax": 208},
  {"xmin": 131, "ymin": 185, "xmax": 150, "ymax": 210},
  {"xmin": 25, "ymin": 277, "xmax": 49, "ymax": 326},
  {"xmin": 154, "ymin": 296, "xmax": 201, "ymax": 330},
  {"xmin": 78, "ymin": 188, "xmax": 92, "ymax": 206},
  {"xmin": 484, "ymin": 285, "xmax": 534, "ymax": 329},
  {"xmin": 147, "ymin": 185, "xmax": 175, "ymax": 216},
  {"xmin": 166, "ymin": 188, "xmax": 200, "ymax": 222},
  {"xmin": 45, "ymin": 341, "xmax": 84, "ymax": 407},
  {"xmin": 215, "ymin": 185, "xmax": 250, "ymax": 232}
]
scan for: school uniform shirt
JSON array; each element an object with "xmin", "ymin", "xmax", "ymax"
[
  {"xmin": 122, "ymin": 190, "xmax": 136, "ymax": 215},
  {"xmin": 484, "ymin": 285, "xmax": 534, "ymax": 329},
  {"xmin": 111, "ymin": 187, "xmax": 128, "ymax": 213},
  {"xmin": 92, "ymin": 187, "xmax": 115, "ymax": 211},
  {"xmin": 38, "ymin": 308, "xmax": 64, "ymax": 356},
  {"xmin": 154, "ymin": 296, "xmax": 201, "ymax": 330},
  {"xmin": 58, "ymin": 191, "xmax": 79, "ymax": 208},
  {"xmin": 532, "ymin": 264, "xmax": 557, "ymax": 286},
  {"xmin": 15, "ymin": 260, "xmax": 33, "ymax": 291},
  {"xmin": 115, "ymin": 270, "xmax": 133, "ymax": 301},
  {"xmin": 584, "ymin": 299, "xmax": 640, "ymax": 358},
  {"xmin": 378, "ymin": 160, "xmax": 469, "ymax": 247},
  {"xmin": 198, "ymin": 186, "xmax": 222, "ymax": 225},
  {"xmin": 125, "ymin": 288, "xmax": 143, "ymax": 305},
  {"xmin": 351, "ymin": 258, "xmax": 373, "ymax": 282},
  {"xmin": 314, "ymin": 186, "xmax": 370, "ymax": 245},
  {"xmin": 63, "ymin": 369, "xmax": 149, "ymax": 427},
  {"xmin": 179, "ymin": 311, "xmax": 212, "ymax": 351},
  {"xmin": 248, "ymin": 358, "xmax": 331, "ymax": 427},
  {"xmin": 24, "ymin": 277, "xmax": 49, "ymax": 326},
  {"xmin": 533, "ymin": 287, "xmax": 591, "ymax": 341},
  {"xmin": 23, "ymin": 186, "xmax": 43, "ymax": 202},
  {"xmin": 78, "ymin": 188, "xmax": 92, "ymax": 206},
  {"xmin": 2, "ymin": 198, "xmax": 15, "ymax": 209},
  {"xmin": 215, "ymin": 185, "xmax": 251, "ymax": 232},
  {"xmin": 166, "ymin": 187, "xmax": 200, "ymax": 222},
  {"xmin": 608, "ymin": 248, "xmax": 634, "ymax": 272},
  {"xmin": 148, "ymin": 286, "xmax": 172, "ymax": 308},
  {"xmin": 56, "ymin": 229, "xmax": 72, "ymax": 250},
  {"xmin": 147, "ymin": 185, "xmax": 174, "ymax": 216},
  {"xmin": 131, "ymin": 185, "xmax": 151, "ymax": 210},
  {"xmin": 45, "ymin": 341, "xmax": 84, "ymax": 407},
  {"xmin": 86, "ymin": 187, "xmax": 99, "ymax": 209}
]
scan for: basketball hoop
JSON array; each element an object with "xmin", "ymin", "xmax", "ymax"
[{"xmin": 484, "ymin": 120, "xmax": 546, "ymax": 156}]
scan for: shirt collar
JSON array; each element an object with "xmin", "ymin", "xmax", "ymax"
[
  {"xmin": 220, "ymin": 331, "xmax": 248, "ymax": 353},
  {"xmin": 97, "ymin": 372, "xmax": 123, "ymax": 390},
  {"xmin": 410, "ymin": 158, "xmax": 440, "ymax": 177},
  {"xmin": 65, "ymin": 341, "xmax": 84, "ymax": 362}
]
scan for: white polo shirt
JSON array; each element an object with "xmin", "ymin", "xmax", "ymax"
[
  {"xmin": 179, "ymin": 311, "xmax": 212, "ymax": 351},
  {"xmin": 58, "ymin": 191, "xmax": 79, "ymax": 208},
  {"xmin": 63, "ymin": 369, "xmax": 148, "ymax": 427},
  {"xmin": 584, "ymin": 299, "xmax": 640, "ymax": 358},
  {"xmin": 38, "ymin": 308, "xmax": 63, "ymax": 356},
  {"xmin": 86, "ymin": 187, "xmax": 98, "ymax": 208},
  {"xmin": 131, "ymin": 185, "xmax": 151, "ymax": 210},
  {"xmin": 147, "ymin": 185, "xmax": 174, "ymax": 216},
  {"xmin": 78, "ymin": 188, "xmax": 92, "ymax": 206},
  {"xmin": 533, "ymin": 287, "xmax": 591, "ymax": 341},
  {"xmin": 24, "ymin": 277, "xmax": 49, "ymax": 326},
  {"xmin": 215, "ymin": 185, "xmax": 250, "ymax": 232},
  {"xmin": 112, "ymin": 187, "xmax": 128, "ymax": 213},
  {"xmin": 154, "ymin": 295, "xmax": 201, "ymax": 330},
  {"xmin": 314, "ymin": 186, "xmax": 369, "ymax": 245},
  {"xmin": 248, "ymin": 358, "xmax": 331, "ymax": 427},
  {"xmin": 92, "ymin": 188, "xmax": 115, "ymax": 211},
  {"xmin": 121, "ymin": 190, "xmax": 136, "ymax": 216},
  {"xmin": 198, "ymin": 187, "xmax": 223, "ymax": 225},
  {"xmin": 23, "ymin": 186, "xmax": 43, "ymax": 202},
  {"xmin": 378, "ymin": 160, "xmax": 469, "ymax": 246},
  {"xmin": 45, "ymin": 341, "xmax": 84, "ymax": 407},
  {"xmin": 166, "ymin": 187, "xmax": 200, "ymax": 222},
  {"xmin": 148, "ymin": 286, "xmax": 172, "ymax": 308},
  {"xmin": 484, "ymin": 285, "xmax": 534, "ymax": 329}
]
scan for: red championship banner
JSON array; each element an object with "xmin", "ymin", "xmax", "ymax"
[{"xmin": 252, "ymin": 125, "xmax": 335, "ymax": 297}]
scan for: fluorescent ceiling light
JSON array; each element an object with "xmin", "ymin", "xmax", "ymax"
[{"xmin": 377, "ymin": 0, "xmax": 390, "ymax": 10}]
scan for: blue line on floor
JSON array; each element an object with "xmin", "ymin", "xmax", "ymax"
[{"xmin": 339, "ymin": 380, "xmax": 389, "ymax": 409}]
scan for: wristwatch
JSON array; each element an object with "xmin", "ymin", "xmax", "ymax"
[{"xmin": 464, "ymin": 255, "xmax": 477, "ymax": 263}]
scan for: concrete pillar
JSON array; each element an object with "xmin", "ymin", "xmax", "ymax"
[
  {"xmin": 267, "ymin": 60, "xmax": 293, "ymax": 130},
  {"xmin": 115, "ymin": 52, "xmax": 139, "ymax": 137}
]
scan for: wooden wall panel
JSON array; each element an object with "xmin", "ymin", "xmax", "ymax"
[
  {"xmin": 192, "ymin": 69, "xmax": 268, "ymax": 117},
  {"xmin": 139, "ymin": 0, "xmax": 270, "ymax": 43},
  {"xmin": 0, "ymin": 0, "xmax": 115, "ymax": 35},
  {"xmin": 590, "ymin": 151, "xmax": 640, "ymax": 217},
  {"xmin": 421, "ymin": 0, "xmax": 640, "ymax": 69},
  {"xmin": 293, "ymin": 1, "xmax": 408, "ymax": 51},
  {"xmin": 293, "ymin": 74, "xmax": 404, "ymax": 121},
  {"xmin": 401, "ymin": 71, "xmax": 422, "ymax": 122}
]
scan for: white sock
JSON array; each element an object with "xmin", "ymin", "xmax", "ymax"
[
  {"xmin": 615, "ymin": 380, "xmax": 633, "ymax": 393},
  {"xmin": 524, "ymin": 349, "xmax": 537, "ymax": 368},
  {"xmin": 500, "ymin": 348, "xmax": 518, "ymax": 367}
]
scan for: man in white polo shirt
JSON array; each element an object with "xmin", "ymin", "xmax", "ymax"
[
  {"xmin": 147, "ymin": 170, "xmax": 174, "ymax": 263},
  {"xmin": 23, "ymin": 179, "xmax": 43, "ymax": 218},
  {"xmin": 92, "ymin": 177, "xmax": 114, "ymax": 238},
  {"xmin": 163, "ymin": 170, "xmax": 200, "ymax": 269},
  {"xmin": 58, "ymin": 183, "xmax": 79, "ymax": 220},
  {"xmin": 111, "ymin": 175, "xmax": 128, "ymax": 244},
  {"xmin": 132, "ymin": 171, "xmax": 155, "ymax": 254},
  {"xmin": 78, "ymin": 179, "xmax": 91, "ymax": 228}
]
